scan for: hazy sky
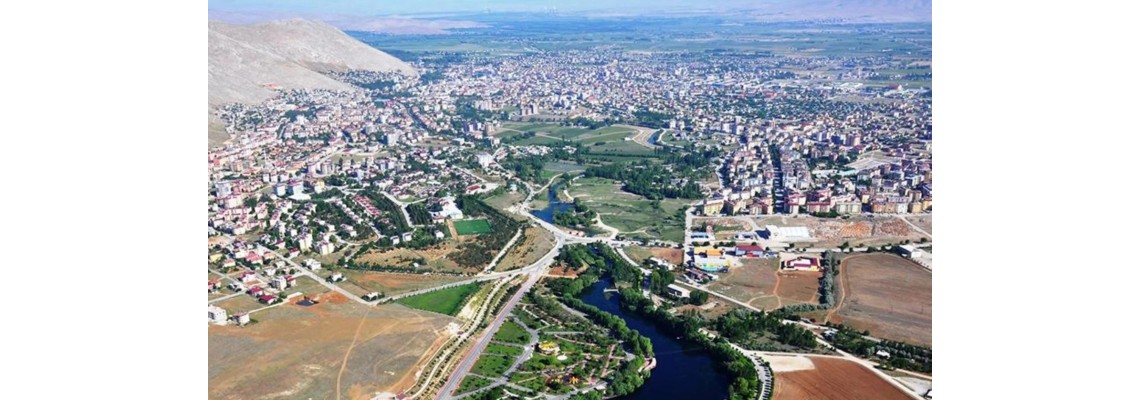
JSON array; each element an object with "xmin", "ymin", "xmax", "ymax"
[{"xmin": 208, "ymin": 0, "xmax": 772, "ymax": 16}]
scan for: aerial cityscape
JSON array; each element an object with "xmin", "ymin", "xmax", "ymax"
[{"xmin": 208, "ymin": 2, "xmax": 933, "ymax": 399}]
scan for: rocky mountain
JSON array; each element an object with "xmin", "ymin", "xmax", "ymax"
[
  {"xmin": 208, "ymin": 18, "xmax": 415, "ymax": 106},
  {"xmin": 208, "ymin": 19, "xmax": 415, "ymax": 145}
]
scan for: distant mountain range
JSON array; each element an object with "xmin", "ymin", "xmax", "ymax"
[
  {"xmin": 208, "ymin": 19, "xmax": 414, "ymax": 146},
  {"xmin": 739, "ymin": 0, "xmax": 931, "ymax": 23}
]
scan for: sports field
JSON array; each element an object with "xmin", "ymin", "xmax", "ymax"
[{"xmin": 453, "ymin": 219, "xmax": 493, "ymax": 235}]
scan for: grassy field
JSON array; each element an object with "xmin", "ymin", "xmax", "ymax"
[
  {"xmin": 209, "ymin": 301, "xmax": 452, "ymax": 400},
  {"xmin": 497, "ymin": 124, "xmax": 646, "ymax": 155},
  {"xmin": 472, "ymin": 354, "xmax": 515, "ymax": 376},
  {"xmin": 457, "ymin": 375, "xmax": 495, "ymax": 394},
  {"xmin": 454, "ymin": 219, "xmax": 494, "ymax": 235},
  {"xmin": 483, "ymin": 190, "xmax": 526, "ymax": 219},
  {"xmin": 543, "ymin": 161, "xmax": 587, "ymax": 174},
  {"xmin": 492, "ymin": 320, "xmax": 531, "ymax": 344},
  {"xmin": 396, "ymin": 282, "xmax": 485, "ymax": 316},
  {"xmin": 215, "ymin": 294, "xmax": 266, "ymax": 315},
  {"xmin": 566, "ymin": 177, "xmax": 689, "ymax": 242},
  {"xmin": 485, "ymin": 342, "xmax": 525, "ymax": 357}
]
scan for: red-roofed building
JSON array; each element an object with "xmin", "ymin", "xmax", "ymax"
[
  {"xmin": 238, "ymin": 271, "xmax": 257, "ymax": 283},
  {"xmin": 782, "ymin": 257, "xmax": 820, "ymax": 272},
  {"xmin": 258, "ymin": 295, "xmax": 279, "ymax": 304},
  {"xmin": 736, "ymin": 245, "xmax": 766, "ymax": 257}
]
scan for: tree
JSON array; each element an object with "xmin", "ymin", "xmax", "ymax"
[{"xmin": 689, "ymin": 289, "xmax": 710, "ymax": 305}]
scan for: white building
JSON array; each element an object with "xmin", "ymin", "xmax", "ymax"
[
  {"xmin": 208, "ymin": 305, "xmax": 228, "ymax": 325},
  {"xmin": 384, "ymin": 132, "xmax": 400, "ymax": 146},
  {"xmin": 476, "ymin": 153, "xmax": 495, "ymax": 168},
  {"xmin": 271, "ymin": 276, "xmax": 288, "ymax": 289},
  {"xmin": 318, "ymin": 241, "xmax": 334, "ymax": 256},
  {"xmin": 304, "ymin": 259, "xmax": 322, "ymax": 271},
  {"xmin": 666, "ymin": 284, "xmax": 691, "ymax": 299}
]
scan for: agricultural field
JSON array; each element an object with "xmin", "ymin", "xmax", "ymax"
[
  {"xmin": 495, "ymin": 227, "xmax": 556, "ymax": 272},
  {"xmin": 396, "ymin": 282, "xmax": 485, "ymax": 316},
  {"xmin": 565, "ymin": 177, "xmax": 689, "ymax": 242},
  {"xmin": 341, "ymin": 271, "xmax": 466, "ymax": 297},
  {"xmin": 453, "ymin": 218, "xmax": 494, "ymax": 235},
  {"xmin": 543, "ymin": 161, "xmax": 587, "ymax": 175},
  {"xmin": 770, "ymin": 355, "xmax": 914, "ymax": 400},
  {"xmin": 828, "ymin": 253, "xmax": 932, "ymax": 346},
  {"xmin": 209, "ymin": 300, "xmax": 453, "ymax": 400}
]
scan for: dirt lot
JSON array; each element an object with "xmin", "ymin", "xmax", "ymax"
[
  {"xmin": 904, "ymin": 215, "xmax": 933, "ymax": 235},
  {"xmin": 496, "ymin": 227, "xmax": 556, "ymax": 271},
  {"xmin": 775, "ymin": 270, "xmax": 823, "ymax": 305},
  {"xmin": 754, "ymin": 215, "xmax": 926, "ymax": 248},
  {"xmin": 672, "ymin": 301, "xmax": 736, "ymax": 320},
  {"xmin": 772, "ymin": 356, "xmax": 913, "ymax": 400},
  {"xmin": 623, "ymin": 246, "xmax": 684, "ymax": 266},
  {"xmin": 705, "ymin": 257, "xmax": 824, "ymax": 310},
  {"xmin": 353, "ymin": 242, "xmax": 467, "ymax": 273},
  {"xmin": 829, "ymin": 253, "xmax": 932, "ymax": 346},
  {"xmin": 343, "ymin": 271, "xmax": 465, "ymax": 297},
  {"xmin": 209, "ymin": 302, "xmax": 455, "ymax": 400},
  {"xmin": 707, "ymin": 258, "xmax": 780, "ymax": 310}
]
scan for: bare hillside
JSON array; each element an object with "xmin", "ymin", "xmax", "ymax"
[{"xmin": 208, "ymin": 19, "xmax": 415, "ymax": 145}]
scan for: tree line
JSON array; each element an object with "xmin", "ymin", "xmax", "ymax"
[
  {"xmin": 583, "ymin": 161, "xmax": 703, "ymax": 200},
  {"xmin": 449, "ymin": 196, "xmax": 522, "ymax": 269}
]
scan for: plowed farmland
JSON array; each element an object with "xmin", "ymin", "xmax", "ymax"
[
  {"xmin": 828, "ymin": 253, "xmax": 932, "ymax": 346},
  {"xmin": 772, "ymin": 356, "xmax": 913, "ymax": 400}
]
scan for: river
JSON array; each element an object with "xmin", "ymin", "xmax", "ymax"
[
  {"xmin": 530, "ymin": 182, "xmax": 575, "ymax": 224},
  {"xmin": 579, "ymin": 277, "xmax": 732, "ymax": 400}
]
